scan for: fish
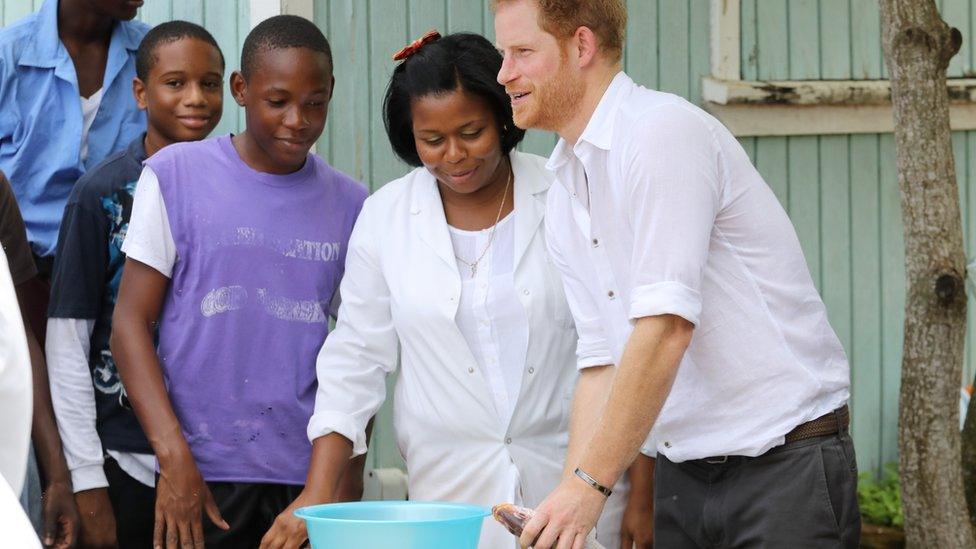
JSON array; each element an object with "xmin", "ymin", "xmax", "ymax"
[{"xmin": 490, "ymin": 503, "xmax": 607, "ymax": 549}]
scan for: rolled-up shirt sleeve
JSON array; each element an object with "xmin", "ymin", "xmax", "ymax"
[
  {"xmin": 624, "ymin": 106, "xmax": 722, "ymax": 326},
  {"xmin": 545, "ymin": 200, "xmax": 614, "ymax": 369},
  {"xmin": 307, "ymin": 201, "xmax": 399, "ymax": 457}
]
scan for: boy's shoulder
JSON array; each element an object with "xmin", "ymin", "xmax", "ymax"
[
  {"xmin": 69, "ymin": 138, "xmax": 145, "ymax": 209},
  {"xmin": 146, "ymin": 137, "xmax": 222, "ymax": 167},
  {"xmin": 310, "ymin": 154, "xmax": 368, "ymax": 202}
]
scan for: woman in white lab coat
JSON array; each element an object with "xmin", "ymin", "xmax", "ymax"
[{"xmin": 260, "ymin": 32, "xmax": 650, "ymax": 549}]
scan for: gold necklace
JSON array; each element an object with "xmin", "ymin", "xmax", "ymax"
[{"xmin": 455, "ymin": 167, "xmax": 513, "ymax": 277}]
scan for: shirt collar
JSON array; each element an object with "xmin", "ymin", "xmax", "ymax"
[
  {"xmin": 19, "ymin": 0, "xmax": 143, "ymax": 69},
  {"xmin": 18, "ymin": 0, "xmax": 62, "ymax": 68},
  {"xmin": 128, "ymin": 133, "xmax": 148, "ymax": 164},
  {"xmin": 545, "ymin": 71, "xmax": 633, "ymax": 172}
]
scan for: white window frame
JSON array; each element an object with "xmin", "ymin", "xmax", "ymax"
[{"xmin": 704, "ymin": 0, "xmax": 976, "ymax": 136}]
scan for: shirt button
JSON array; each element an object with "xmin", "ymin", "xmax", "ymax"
[
  {"xmin": 591, "ymin": 238, "xmax": 599, "ymax": 247},
  {"xmin": 664, "ymin": 441, "xmax": 671, "ymax": 448},
  {"xmin": 468, "ymin": 367, "xmax": 474, "ymax": 373},
  {"xmin": 505, "ymin": 437, "xmax": 512, "ymax": 444},
  {"xmin": 607, "ymin": 290, "xmax": 615, "ymax": 299},
  {"xmin": 522, "ymin": 289, "xmax": 530, "ymax": 296},
  {"xmin": 528, "ymin": 367, "xmax": 535, "ymax": 374}
]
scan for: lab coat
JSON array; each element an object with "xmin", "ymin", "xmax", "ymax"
[{"xmin": 309, "ymin": 151, "xmax": 628, "ymax": 548}]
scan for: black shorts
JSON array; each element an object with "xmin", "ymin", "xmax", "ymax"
[
  {"xmin": 202, "ymin": 480, "xmax": 304, "ymax": 548},
  {"xmin": 104, "ymin": 456, "xmax": 155, "ymax": 549}
]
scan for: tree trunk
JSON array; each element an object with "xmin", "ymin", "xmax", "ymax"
[{"xmin": 879, "ymin": 1, "xmax": 973, "ymax": 547}]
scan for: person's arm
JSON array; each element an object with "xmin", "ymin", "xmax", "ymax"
[
  {"xmin": 16, "ymin": 296, "xmax": 81, "ymax": 549},
  {"xmin": 261, "ymin": 200, "xmax": 399, "ymax": 549},
  {"xmin": 111, "ymin": 167, "xmax": 228, "ymax": 548},
  {"xmin": 523, "ymin": 316, "xmax": 690, "ymax": 549},
  {"xmin": 46, "ymin": 318, "xmax": 117, "ymax": 549},
  {"xmin": 112, "ymin": 258, "xmax": 228, "ymax": 547},
  {"xmin": 522, "ymin": 107, "xmax": 719, "ymax": 549}
]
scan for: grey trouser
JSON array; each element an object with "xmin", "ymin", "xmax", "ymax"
[{"xmin": 653, "ymin": 430, "xmax": 861, "ymax": 548}]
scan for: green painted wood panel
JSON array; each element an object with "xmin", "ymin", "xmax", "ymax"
[
  {"xmin": 878, "ymin": 133, "xmax": 904, "ymax": 468},
  {"xmin": 851, "ymin": 1, "xmax": 882, "ymax": 79},
  {"xmin": 787, "ymin": 136, "xmax": 821, "ymax": 289},
  {"xmin": 744, "ymin": 0, "xmax": 974, "ymax": 80},
  {"xmin": 756, "ymin": 1, "xmax": 787, "ymax": 81},
  {"xmin": 850, "ymin": 134, "xmax": 882, "ymax": 474},
  {"xmin": 788, "ymin": 0, "xmax": 819, "ymax": 80}
]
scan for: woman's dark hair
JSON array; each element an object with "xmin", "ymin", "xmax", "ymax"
[{"xmin": 383, "ymin": 32, "xmax": 525, "ymax": 167}]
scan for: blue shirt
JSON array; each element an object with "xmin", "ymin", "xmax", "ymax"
[{"xmin": 0, "ymin": 0, "xmax": 149, "ymax": 257}]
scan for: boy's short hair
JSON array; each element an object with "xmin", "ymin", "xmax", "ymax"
[
  {"xmin": 240, "ymin": 15, "xmax": 333, "ymax": 79},
  {"xmin": 493, "ymin": 0, "xmax": 627, "ymax": 63},
  {"xmin": 383, "ymin": 32, "xmax": 525, "ymax": 167},
  {"xmin": 136, "ymin": 20, "xmax": 225, "ymax": 81}
]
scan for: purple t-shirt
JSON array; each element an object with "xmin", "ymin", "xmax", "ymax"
[{"xmin": 145, "ymin": 135, "xmax": 367, "ymax": 484}]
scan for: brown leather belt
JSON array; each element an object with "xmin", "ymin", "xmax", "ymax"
[
  {"xmin": 784, "ymin": 405, "xmax": 849, "ymax": 444},
  {"xmin": 697, "ymin": 406, "xmax": 850, "ymax": 464}
]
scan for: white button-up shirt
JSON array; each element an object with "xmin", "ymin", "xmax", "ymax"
[
  {"xmin": 545, "ymin": 72, "xmax": 851, "ymax": 462},
  {"xmin": 450, "ymin": 213, "xmax": 528, "ymax": 427}
]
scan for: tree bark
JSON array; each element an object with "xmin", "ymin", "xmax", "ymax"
[{"xmin": 879, "ymin": 1, "xmax": 973, "ymax": 547}]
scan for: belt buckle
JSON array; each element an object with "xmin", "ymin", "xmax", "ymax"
[{"xmin": 704, "ymin": 456, "xmax": 728, "ymax": 464}]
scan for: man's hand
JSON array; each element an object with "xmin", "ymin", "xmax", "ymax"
[
  {"xmin": 75, "ymin": 488, "xmax": 116, "ymax": 549},
  {"xmin": 154, "ymin": 459, "xmax": 228, "ymax": 549},
  {"xmin": 520, "ymin": 476, "xmax": 608, "ymax": 549},
  {"xmin": 259, "ymin": 491, "xmax": 318, "ymax": 549},
  {"xmin": 40, "ymin": 480, "xmax": 79, "ymax": 549}
]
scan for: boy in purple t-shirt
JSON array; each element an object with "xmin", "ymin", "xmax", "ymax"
[{"xmin": 111, "ymin": 16, "xmax": 368, "ymax": 548}]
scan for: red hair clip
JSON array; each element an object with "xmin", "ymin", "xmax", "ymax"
[{"xmin": 393, "ymin": 29, "xmax": 441, "ymax": 61}]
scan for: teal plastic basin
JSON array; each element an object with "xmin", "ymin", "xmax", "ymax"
[{"xmin": 295, "ymin": 501, "xmax": 490, "ymax": 549}]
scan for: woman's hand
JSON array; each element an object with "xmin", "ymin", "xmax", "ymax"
[{"xmin": 259, "ymin": 491, "xmax": 317, "ymax": 549}]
